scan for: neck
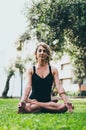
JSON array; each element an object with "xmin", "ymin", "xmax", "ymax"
[{"xmin": 37, "ymin": 61, "xmax": 48, "ymax": 67}]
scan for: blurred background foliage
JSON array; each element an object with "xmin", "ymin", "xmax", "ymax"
[{"xmin": 22, "ymin": 0, "xmax": 86, "ymax": 84}]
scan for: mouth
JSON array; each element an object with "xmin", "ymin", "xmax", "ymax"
[
  {"xmin": 40, "ymin": 54, "xmax": 44, "ymax": 57},
  {"xmin": 39, "ymin": 55, "xmax": 45, "ymax": 58}
]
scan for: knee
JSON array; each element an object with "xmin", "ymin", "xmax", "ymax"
[
  {"xmin": 18, "ymin": 102, "xmax": 32, "ymax": 113},
  {"xmin": 61, "ymin": 106, "xmax": 68, "ymax": 113},
  {"xmin": 57, "ymin": 105, "xmax": 67, "ymax": 113},
  {"xmin": 17, "ymin": 105, "xmax": 30, "ymax": 114}
]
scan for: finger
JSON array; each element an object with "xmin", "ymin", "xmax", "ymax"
[{"xmin": 18, "ymin": 103, "xmax": 22, "ymax": 107}]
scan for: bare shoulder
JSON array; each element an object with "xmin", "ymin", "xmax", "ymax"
[
  {"xmin": 50, "ymin": 65, "xmax": 58, "ymax": 74},
  {"xmin": 26, "ymin": 65, "xmax": 34, "ymax": 75}
]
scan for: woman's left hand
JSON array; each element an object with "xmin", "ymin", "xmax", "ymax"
[{"xmin": 65, "ymin": 102, "xmax": 74, "ymax": 113}]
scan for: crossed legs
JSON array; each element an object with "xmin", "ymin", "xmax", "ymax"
[{"xmin": 18, "ymin": 99, "xmax": 68, "ymax": 114}]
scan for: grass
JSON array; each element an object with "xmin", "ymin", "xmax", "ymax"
[{"xmin": 0, "ymin": 98, "xmax": 86, "ymax": 130}]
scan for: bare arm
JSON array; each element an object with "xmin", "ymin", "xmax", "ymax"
[
  {"xmin": 53, "ymin": 67, "xmax": 70, "ymax": 103},
  {"xmin": 21, "ymin": 67, "xmax": 32, "ymax": 102},
  {"xmin": 52, "ymin": 67, "xmax": 74, "ymax": 112}
]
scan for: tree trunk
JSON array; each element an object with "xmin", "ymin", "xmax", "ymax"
[{"xmin": 2, "ymin": 73, "xmax": 14, "ymax": 98}]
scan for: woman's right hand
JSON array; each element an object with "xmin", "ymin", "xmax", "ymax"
[{"xmin": 18, "ymin": 101, "xmax": 26, "ymax": 108}]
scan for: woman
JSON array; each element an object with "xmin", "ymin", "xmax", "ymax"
[{"xmin": 18, "ymin": 42, "xmax": 74, "ymax": 113}]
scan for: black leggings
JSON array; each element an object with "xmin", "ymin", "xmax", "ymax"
[{"xmin": 40, "ymin": 106, "xmax": 67, "ymax": 113}]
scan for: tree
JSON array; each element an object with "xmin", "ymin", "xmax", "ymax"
[
  {"xmin": 2, "ymin": 35, "xmax": 34, "ymax": 98},
  {"xmin": 2, "ymin": 57, "xmax": 25, "ymax": 98},
  {"xmin": 2, "ymin": 64, "xmax": 15, "ymax": 98},
  {"xmin": 24, "ymin": 0, "xmax": 86, "ymax": 84}
]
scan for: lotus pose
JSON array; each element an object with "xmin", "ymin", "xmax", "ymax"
[{"xmin": 18, "ymin": 42, "xmax": 74, "ymax": 113}]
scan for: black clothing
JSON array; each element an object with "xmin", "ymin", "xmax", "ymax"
[{"xmin": 29, "ymin": 65, "xmax": 54, "ymax": 102}]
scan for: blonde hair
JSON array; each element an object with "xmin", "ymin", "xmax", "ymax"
[{"xmin": 35, "ymin": 42, "xmax": 52, "ymax": 63}]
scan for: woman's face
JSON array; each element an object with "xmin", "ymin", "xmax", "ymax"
[{"xmin": 36, "ymin": 45, "xmax": 48, "ymax": 61}]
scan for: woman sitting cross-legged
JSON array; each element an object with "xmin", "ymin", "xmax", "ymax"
[{"xmin": 18, "ymin": 42, "xmax": 74, "ymax": 114}]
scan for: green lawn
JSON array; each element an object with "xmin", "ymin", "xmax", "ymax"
[{"xmin": 0, "ymin": 98, "xmax": 86, "ymax": 130}]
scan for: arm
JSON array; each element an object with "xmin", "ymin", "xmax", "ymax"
[
  {"xmin": 21, "ymin": 67, "xmax": 32, "ymax": 102},
  {"xmin": 52, "ymin": 67, "xmax": 69, "ymax": 103},
  {"xmin": 52, "ymin": 67, "xmax": 74, "ymax": 112}
]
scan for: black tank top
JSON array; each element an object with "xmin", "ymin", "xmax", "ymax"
[{"xmin": 29, "ymin": 65, "xmax": 54, "ymax": 102}]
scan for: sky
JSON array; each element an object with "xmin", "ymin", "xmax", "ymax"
[
  {"xmin": 0, "ymin": 0, "xmax": 27, "ymax": 68},
  {"xmin": 0, "ymin": 0, "xmax": 37, "ymax": 97}
]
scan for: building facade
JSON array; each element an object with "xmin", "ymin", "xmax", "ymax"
[{"xmin": 52, "ymin": 53, "xmax": 79, "ymax": 93}]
